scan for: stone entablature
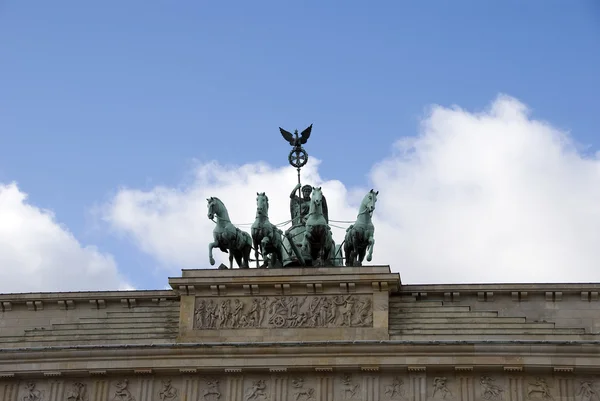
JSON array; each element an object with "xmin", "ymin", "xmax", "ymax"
[
  {"xmin": 1, "ymin": 265, "xmax": 600, "ymax": 399},
  {"xmin": 170, "ymin": 266, "xmax": 399, "ymax": 342},
  {"xmin": 1, "ymin": 345, "xmax": 599, "ymax": 401}
]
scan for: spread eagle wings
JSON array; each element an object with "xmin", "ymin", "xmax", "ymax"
[
  {"xmin": 279, "ymin": 127, "xmax": 295, "ymax": 145},
  {"xmin": 299, "ymin": 124, "xmax": 312, "ymax": 144}
]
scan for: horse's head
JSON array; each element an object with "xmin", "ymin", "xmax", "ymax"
[
  {"xmin": 207, "ymin": 197, "xmax": 220, "ymax": 220},
  {"xmin": 256, "ymin": 192, "xmax": 269, "ymax": 216},
  {"xmin": 311, "ymin": 186, "xmax": 323, "ymax": 208},
  {"xmin": 362, "ymin": 189, "xmax": 379, "ymax": 214}
]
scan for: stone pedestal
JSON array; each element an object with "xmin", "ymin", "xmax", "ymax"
[{"xmin": 168, "ymin": 266, "xmax": 400, "ymax": 343}]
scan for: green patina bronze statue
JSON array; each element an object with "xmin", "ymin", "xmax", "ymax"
[
  {"xmin": 206, "ymin": 124, "xmax": 378, "ymax": 269},
  {"xmin": 344, "ymin": 189, "xmax": 378, "ymax": 267},
  {"xmin": 251, "ymin": 192, "xmax": 284, "ymax": 268},
  {"xmin": 301, "ymin": 186, "xmax": 334, "ymax": 267},
  {"xmin": 207, "ymin": 197, "xmax": 252, "ymax": 269},
  {"xmin": 289, "ymin": 183, "xmax": 329, "ymax": 226}
]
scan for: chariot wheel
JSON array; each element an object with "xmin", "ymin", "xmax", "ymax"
[
  {"xmin": 288, "ymin": 148, "xmax": 308, "ymax": 168},
  {"xmin": 272, "ymin": 315, "xmax": 286, "ymax": 328}
]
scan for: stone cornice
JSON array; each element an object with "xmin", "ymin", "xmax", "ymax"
[
  {"xmin": 0, "ymin": 341, "xmax": 599, "ymax": 376},
  {"xmin": 400, "ymin": 282, "xmax": 600, "ymax": 300},
  {"xmin": 170, "ymin": 266, "xmax": 400, "ymax": 296},
  {"xmin": 0, "ymin": 290, "xmax": 177, "ymax": 310}
]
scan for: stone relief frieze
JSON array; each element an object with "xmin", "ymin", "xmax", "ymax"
[
  {"xmin": 66, "ymin": 382, "xmax": 87, "ymax": 401},
  {"xmin": 481, "ymin": 376, "xmax": 504, "ymax": 401},
  {"xmin": 23, "ymin": 382, "xmax": 44, "ymax": 401},
  {"xmin": 433, "ymin": 377, "xmax": 453, "ymax": 399},
  {"xmin": 6, "ymin": 373, "xmax": 600, "ymax": 401},
  {"xmin": 201, "ymin": 379, "xmax": 221, "ymax": 401},
  {"xmin": 340, "ymin": 374, "xmax": 361, "ymax": 400},
  {"xmin": 579, "ymin": 381, "xmax": 599, "ymax": 401},
  {"xmin": 194, "ymin": 295, "xmax": 372, "ymax": 329},
  {"xmin": 244, "ymin": 379, "xmax": 269, "ymax": 401},
  {"xmin": 527, "ymin": 378, "xmax": 553, "ymax": 401},
  {"xmin": 291, "ymin": 377, "xmax": 315, "ymax": 401},
  {"xmin": 384, "ymin": 377, "xmax": 406, "ymax": 400},
  {"xmin": 112, "ymin": 379, "xmax": 135, "ymax": 401},
  {"xmin": 159, "ymin": 379, "xmax": 178, "ymax": 401}
]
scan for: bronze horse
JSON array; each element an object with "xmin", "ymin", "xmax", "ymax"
[
  {"xmin": 344, "ymin": 189, "xmax": 378, "ymax": 266},
  {"xmin": 251, "ymin": 192, "xmax": 284, "ymax": 268},
  {"xmin": 207, "ymin": 197, "xmax": 252, "ymax": 269}
]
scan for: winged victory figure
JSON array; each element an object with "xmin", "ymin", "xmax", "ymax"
[{"xmin": 279, "ymin": 124, "xmax": 312, "ymax": 149}]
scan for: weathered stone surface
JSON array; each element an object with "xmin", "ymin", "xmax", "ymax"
[{"xmin": 0, "ymin": 266, "xmax": 599, "ymax": 401}]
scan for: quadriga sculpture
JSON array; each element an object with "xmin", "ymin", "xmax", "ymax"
[
  {"xmin": 344, "ymin": 189, "xmax": 378, "ymax": 267},
  {"xmin": 207, "ymin": 197, "xmax": 252, "ymax": 269},
  {"xmin": 251, "ymin": 192, "xmax": 284, "ymax": 268}
]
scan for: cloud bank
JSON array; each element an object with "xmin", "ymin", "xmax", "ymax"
[
  {"xmin": 0, "ymin": 183, "xmax": 130, "ymax": 293},
  {"xmin": 103, "ymin": 95, "xmax": 600, "ymax": 284}
]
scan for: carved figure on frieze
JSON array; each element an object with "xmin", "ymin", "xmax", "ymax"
[
  {"xmin": 22, "ymin": 382, "xmax": 44, "ymax": 401},
  {"xmin": 355, "ymin": 297, "xmax": 372, "ymax": 325},
  {"xmin": 384, "ymin": 377, "xmax": 406, "ymax": 399},
  {"xmin": 202, "ymin": 379, "xmax": 221, "ymax": 401},
  {"xmin": 341, "ymin": 374, "xmax": 360, "ymax": 400},
  {"xmin": 231, "ymin": 299, "xmax": 245, "ymax": 327},
  {"xmin": 527, "ymin": 378, "xmax": 553, "ymax": 401},
  {"xmin": 481, "ymin": 376, "xmax": 504, "ymax": 401},
  {"xmin": 344, "ymin": 189, "xmax": 378, "ymax": 266},
  {"xmin": 159, "ymin": 379, "xmax": 178, "ymax": 401},
  {"xmin": 244, "ymin": 380, "xmax": 268, "ymax": 401},
  {"xmin": 67, "ymin": 382, "xmax": 87, "ymax": 401},
  {"xmin": 291, "ymin": 378, "xmax": 315, "ymax": 401},
  {"xmin": 207, "ymin": 196, "xmax": 252, "ymax": 269},
  {"xmin": 112, "ymin": 379, "xmax": 135, "ymax": 401},
  {"xmin": 579, "ymin": 381, "xmax": 598, "ymax": 401},
  {"xmin": 433, "ymin": 377, "xmax": 453, "ymax": 399},
  {"xmin": 195, "ymin": 300, "xmax": 206, "ymax": 328},
  {"xmin": 218, "ymin": 299, "xmax": 231, "ymax": 328},
  {"xmin": 251, "ymin": 192, "xmax": 284, "ymax": 268}
]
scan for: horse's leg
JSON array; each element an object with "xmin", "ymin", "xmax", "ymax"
[
  {"xmin": 253, "ymin": 233, "xmax": 261, "ymax": 269},
  {"xmin": 352, "ymin": 230, "xmax": 361, "ymax": 266},
  {"xmin": 344, "ymin": 232, "xmax": 352, "ymax": 266},
  {"xmin": 303, "ymin": 226, "xmax": 313, "ymax": 264},
  {"xmin": 366, "ymin": 235, "xmax": 375, "ymax": 262},
  {"xmin": 242, "ymin": 234, "xmax": 252, "ymax": 268},
  {"xmin": 261, "ymin": 237, "xmax": 270, "ymax": 268},
  {"xmin": 317, "ymin": 227, "xmax": 326, "ymax": 266},
  {"xmin": 208, "ymin": 240, "xmax": 218, "ymax": 266},
  {"xmin": 229, "ymin": 251, "xmax": 234, "ymax": 269}
]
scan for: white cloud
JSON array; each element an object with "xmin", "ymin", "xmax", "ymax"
[
  {"xmin": 103, "ymin": 95, "xmax": 600, "ymax": 284},
  {"xmin": 0, "ymin": 183, "xmax": 131, "ymax": 293}
]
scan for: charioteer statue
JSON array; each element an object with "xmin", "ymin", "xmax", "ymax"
[
  {"xmin": 289, "ymin": 183, "xmax": 328, "ymax": 227},
  {"xmin": 206, "ymin": 123, "xmax": 378, "ymax": 269}
]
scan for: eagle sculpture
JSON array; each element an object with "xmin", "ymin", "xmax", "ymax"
[{"xmin": 279, "ymin": 124, "xmax": 312, "ymax": 148}]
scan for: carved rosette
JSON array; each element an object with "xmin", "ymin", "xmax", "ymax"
[{"xmin": 193, "ymin": 295, "xmax": 373, "ymax": 330}]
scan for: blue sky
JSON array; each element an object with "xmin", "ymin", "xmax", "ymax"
[{"xmin": 1, "ymin": 1, "xmax": 600, "ymax": 291}]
